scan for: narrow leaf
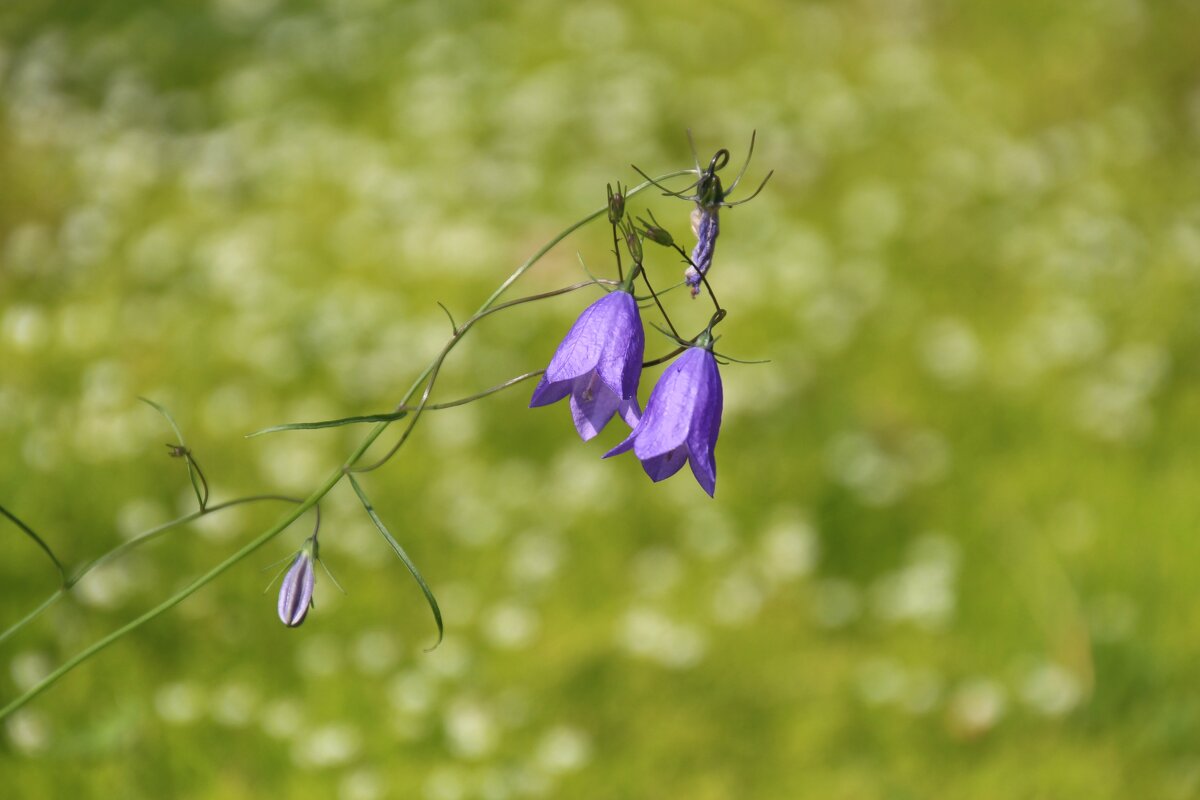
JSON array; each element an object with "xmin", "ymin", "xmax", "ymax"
[
  {"xmin": 138, "ymin": 396, "xmax": 186, "ymax": 443},
  {"xmin": 1, "ymin": 505, "xmax": 66, "ymax": 586},
  {"xmin": 140, "ymin": 397, "xmax": 208, "ymax": 511},
  {"xmin": 247, "ymin": 411, "xmax": 408, "ymax": 438},
  {"xmin": 347, "ymin": 474, "xmax": 443, "ymax": 649}
]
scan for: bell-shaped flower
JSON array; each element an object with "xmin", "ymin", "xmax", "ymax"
[
  {"xmin": 277, "ymin": 538, "xmax": 316, "ymax": 627},
  {"xmin": 604, "ymin": 346, "xmax": 723, "ymax": 496},
  {"xmin": 529, "ymin": 289, "xmax": 644, "ymax": 440}
]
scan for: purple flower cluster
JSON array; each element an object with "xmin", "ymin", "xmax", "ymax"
[
  {"xmin": 269, "ymin": 139, "xmax": 766, "ymax": 629},
  {"xmin": 530, "ymin": 287, "xmax": 724, "ymax": 496}
]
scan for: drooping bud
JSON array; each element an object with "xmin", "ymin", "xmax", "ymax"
[
  {"xmin": 278, "ymin": 539, "xmax": 316, "ymax": 627},
  {"xmin": 607, "ymin": 183, "xmax": 625, "ymax": 224},
  {"xmin": 636, "ymin": 213, "xmax": 674, "ymax": 247},
  {"xmin": 621, "ymin": 220, "xmax": 642, "ymax": 264}
]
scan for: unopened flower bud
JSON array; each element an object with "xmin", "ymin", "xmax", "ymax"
[
  {"xmin": 623, "ymin": 224, "xmax": 643, "ymax": 264},
  {"xmin": 278, "ymin": 540, "xmax": 316, "ymax": 627},
  {"xmin": 607, "ymin": 183, "xmax": 625, "ymax": 224},
  {"xmin": 636, "ymin": 215, "xmax": 674, "ymax": 247}
]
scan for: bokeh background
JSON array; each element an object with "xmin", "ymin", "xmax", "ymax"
[{"xmin": 3, "ymin": 0, "xmax": 1200, "ymax": 797}]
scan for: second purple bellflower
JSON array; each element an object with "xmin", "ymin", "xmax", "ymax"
[{"xmin": 604, "ymin": 345, "xmax": 724, "ymax": 496}]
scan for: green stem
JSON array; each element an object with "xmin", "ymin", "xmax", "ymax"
[
  {"xmin": 0, "ymin": 495, "xmax": 305, "ymax": 650},
  {"xmin": 0, "ymin": 590, "xmax": 64, "ymax": 649},
  {"xmin": 0, "ymin": 462, "xmax": 353, "ymax": 720},
  {"xmin": 68, "ymin": 495, "xmax": 303, "ymax": 587}
]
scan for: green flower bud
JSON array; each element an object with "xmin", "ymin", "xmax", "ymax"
[
  {"xmin": 636, "ymin": 212, "xmax": 674, "ymax": 247},
  {"xmin": 607, "ymin": 183, "xmax": 625, "ymax": 225}
]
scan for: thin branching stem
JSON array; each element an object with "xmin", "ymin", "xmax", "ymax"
[
  {"xmin": 248, "ymin": 371, "xmax": 546, "ymax": 437},
  {"xmin": 0, "ymin": 590, "xmax": 64, "ymax": 649},
  {"xmin": 0, "ymin": 470, "xmax": 345, "ymax": 720},
  {"xmin": 638, "ymin": 269, "xmax": 682, "ymax": 341},
  {"xmin": 611, "ymin": 221, "xmax": 624, "ymax": 283},
  {"xmin": 0, "ymin": 494, "xmax": 307, "ymax": 647},
  {"xmin": 0, "ymin": 169, "xmax": 695, "ymax": 721},
  {"xmin": 642, "ymin": 346, "xmax": 686, "ymax": 369},
  {"xmin": 665, "ymin": 240, "xmax": 724, "ymax": 314},
  {"xmin": 351, "ymin": 276, "xmax": 650, "ymax": 474},
  {"xmin": 406, "ymin": 370, "xmax": 544, "ymax": 411},
  {"xmin": 698, "ymin": 270, "xmax": 724, "ymax": 316}
]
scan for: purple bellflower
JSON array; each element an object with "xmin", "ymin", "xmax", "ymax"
[
  {"xmin": 604, "ymin": 345, "xmax": 723, "ymax": 496},
  {"xmin": 530, "ymin": 289, "xmax": 645, "ymax": 441},
  {"xmin": 278, "ymin": 538, "xmax": 316, "ymax": 627}
]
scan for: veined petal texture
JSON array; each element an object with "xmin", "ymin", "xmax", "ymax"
[
  {"xmin": 530, "ymin": 289, "xmax": 645, "ymax": 440},
  {"xmin": 605, "ymin": 346, "xmax": 723, "ymax": 496}
]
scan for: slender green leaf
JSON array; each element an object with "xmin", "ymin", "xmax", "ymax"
[
  {"xmin": 140, "ymin": 396, "xmax": 208, "ymax": 510},
  {"xmin": 347, "ymin": 473, "xmax": 443, "ymax": 649},
  {"xmin": 138, "ymin": 396, "xmax": 186, "ymax": 443},
  {"xmin": 0, "ymin": 504, "xmax": 66, "ymax": 586},
  {"xmin": 246, "ymin": 411, "xmax": 408, "ymax": 438}
]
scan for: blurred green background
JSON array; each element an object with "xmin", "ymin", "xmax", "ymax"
[{"xmin": 3, "ymin": 0, "xmax": 1200, "ymax": 797}]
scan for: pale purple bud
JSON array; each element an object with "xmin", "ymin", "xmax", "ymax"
[{"xmin": 278, "ymin": 543, "xmax": 315, "ymax": 627}]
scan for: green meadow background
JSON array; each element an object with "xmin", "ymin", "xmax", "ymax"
[{"xmin": 2, "ymin": 0, "xmax": 1199, "ymax": 797}]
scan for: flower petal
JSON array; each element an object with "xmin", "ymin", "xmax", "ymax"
[
  {"xmin": 529, "ymin": 373, "xmax": 572, "ymax": 408},
  {"xmin": 640, "ymin": 446, "xmax": 689, "ymax": 482},
  {"xmin": 543, "ymin": 292, "xmax": 625, "ymax": 384},
  {"xmin": 569, "ymin": 373, "xmax": 622, "ymax": 441},
  {"xmin": 604, "ymin": 434, "xmax": 635, "ymax": 458},
  {"xmin": 593, "ymin": 292, "xmax": 644, "ymax": 398},
  {"xmin": 631, "ymin": 348, "xmax": 708, "ymax": 460},
  {"xmin": 688, "ymin": 453, "xmax": 716, "ymax": 497},
  {"xmin": 685, "ymin": 350, "xmax": 722, "ymax": 496},
  {"xmin": 618, "ymin": 396, "xmax": 641, "ymax": 429}
]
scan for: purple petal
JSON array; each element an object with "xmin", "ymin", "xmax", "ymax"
[
  {"xmin": 630, "ymin": 348, "xmax": 709, "ymax": 461},
  {"xmin": 593, "ymin": 292, "xmax": 644, "ymax": 399},
  {"xmin": 685, "ymin": 350, "xmax": 722, "ymax": 496},
  {"xmin": 605, "ymin": 347, "xmax": 724, "ymax": 495},
  {"xmin": 688, "ymin": 453, "xmax": 716, "ymax": 497},
  {"xmin": 618, "ymin": 396, "xmax": 641, "ymax": 429},
  {"xmin": 640, "ymin": 446, "xmax": 689, "ymax": 482},
  {"xmin": 529, "ymin": 373, "xmax": 572, "ymax": 408},
  {"xmin": 543, "ymin": 292, "xmax": 627, "ymax": 384},
  {"xmin": 619, "ymin": 313, "xmax": 646, "ymax": 400},
  {"xmin": 604, "ymin": 435, "xmax": 635, "ymax": 458},
  {"xmin": 568, "ymin": 373, "xmax": 622, "ymax": 441},
  {"xmin": 691, "ymin": 208, "xmax": 719, "ymax": 273},
  {"xmin": 687, "ymin": 208, "xmax": 719, "ymax": 296},
  {"xmin": 278, "ymin": 552, "xmax": 314, "ymax": 627}
]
